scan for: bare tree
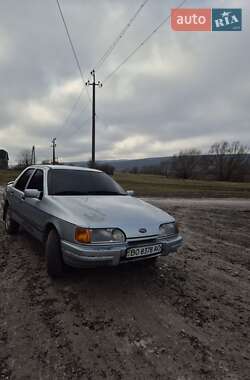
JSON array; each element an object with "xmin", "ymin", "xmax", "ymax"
[
  {"xmin": 87, "ymin": 160, "xmax": 115, "ymax": 176},
  {"xmin": 130, "ymin": 166, "xmax": 139, "ymax": 174},
  {"xmin": 16, "ymin": 149, "xmax": 32, "ymax": 169},
  {"xmin": 209, "ymin": 141, "xmax": 249, "ymax": 181},
  {"xmin": 160, "ymin": 159, "xmax": 172, "ymax": 177},
  {"xmin": 173, "ymin": 149, "xmax": 201, "ymax": 179}
]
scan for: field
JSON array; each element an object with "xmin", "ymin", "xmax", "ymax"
[
  {"xmin": 0, "ymin": 195, "xmax": 249, "ymax": 379},
  {"xmin": 114, "ymin": 173, "xmax": 250, "ymax": 198},
  {"xmin": 0, "ymin": 169, "xmax": 20, "ymax": 186},
  {"xmin": 1, "ymin": 169, "xmax": 250, "ymax": 198}
]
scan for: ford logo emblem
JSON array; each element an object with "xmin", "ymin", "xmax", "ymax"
[{"xmin": 139, "ymin": 228, "xmax": 147, "ymax": 233}]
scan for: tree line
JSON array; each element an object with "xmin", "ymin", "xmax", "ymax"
[
  {"xmin": 14, "ymin": 152, "xmax": 115, "ymax": 176},
  {"xmin": 14, "ymin": 140, "xmax": 250, "ymax": 182},
  {"xmin": 131, "ymin": 141, "xmax": 250, "ymax": 182}
]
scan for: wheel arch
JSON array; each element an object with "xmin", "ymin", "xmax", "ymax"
[
  {"xmin": 43, "ymin": 223, "xmax": 58, "ymax": 243},
  {"xmin": 3, "ymin": 200, "xmax": 9, "ymax": 220}
]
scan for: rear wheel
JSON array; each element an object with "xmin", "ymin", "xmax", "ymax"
[
  {"xmin": 4, "ymin": 206, "xmax": 19, "ymax": 234},
  {"xmin": 45, "ymin": 229, "xmax": 65, "ymax": 278}
]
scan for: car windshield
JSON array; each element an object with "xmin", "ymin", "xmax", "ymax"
[{"xmin": 47, "ymin": 169, "xmax": 127, "ymax": 196}]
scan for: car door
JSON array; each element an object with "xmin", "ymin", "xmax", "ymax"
[
  {"xmin": 11, "ymin": 168, "xmax": 35, "ymax": 224},
  {"xmin": 22, "ymin": 169, "xmax": 45, "ymax": 240}
]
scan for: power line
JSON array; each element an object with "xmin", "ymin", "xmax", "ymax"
[
  {"xmin": 95, "ymin": 0, "xmax": 150, "ymax": 71},
  {"xmin": 71, "ymin": 115, "xmax": 92, "ymax": 136},
  {"xmin": 60, "ymin": 114, "xmax": 92, "ymax": 141},
  {"xmin": 56, "ymin": 115, "xmax": 92, "ymax": 163},
  {"xmin": 103, "ymin": 0, "xmax": 188, "ymax": 84},
  {"xmin": 96, "ymin": 112, "xmax": 109, "ymax": 129},
  {"xmin": 85, "ymin": 81, "xmax": 92, "ymax": 105},
  {"xmin": 56, "ymin": 0, "xmax": 85, "ymax": 83},
  {"xmin": 57, "ymin": 87, "xmax": 89, "ymax": 140},
  {"xmin": 55, "ymin": 0, "xmax": 93, "ymax": 145},
  {"xmin": 56, "ymin": 116, "xmax": 92, "ymax": 163}
]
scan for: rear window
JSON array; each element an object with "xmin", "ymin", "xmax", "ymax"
[{"xmin": 47, "ymin": 169, "xmax": 126, "ymax": 196}]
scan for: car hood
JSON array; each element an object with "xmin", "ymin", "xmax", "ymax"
[{"xmin": 49, "ymin": 195, "xmax": 174, "ymax": 238}]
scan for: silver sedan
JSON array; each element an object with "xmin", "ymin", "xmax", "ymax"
[{"xmin": 2, "ymin": 165, "xmax": 183, "ymax": 277}]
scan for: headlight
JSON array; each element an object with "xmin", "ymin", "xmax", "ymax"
[
  {"xmin": 75, "ymin": 228, "xmax": 126, "ymax": 244},
  {"xmin": 159, "ymin": 223, "xmax": 178, "ymax": 237},
  {"xmin": 92, "ymin": 228, "xmax": 126, "ymax": 243}
]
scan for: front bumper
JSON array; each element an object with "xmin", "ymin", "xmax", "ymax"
[{"xmin": 61, "ymin": 235, "xmax": 183, "ymax": 268}]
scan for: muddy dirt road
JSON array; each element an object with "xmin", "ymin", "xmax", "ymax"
[{"xmin": 0, "ymin": 197, "xmax": 250, "ymax": 379}]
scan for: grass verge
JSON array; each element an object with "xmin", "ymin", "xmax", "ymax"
[
  {"xmin": 1, "ymin": 170, "xmax": 250, "ymax": 198},
  {"xmin": 114, "ymin": 173, "xmax": 250, "ymax": 198},
  {"xmin": 0, "ymin": 170, "xmax": 21, "ymax": 186}
]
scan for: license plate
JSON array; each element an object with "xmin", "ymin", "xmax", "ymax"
[{"xmin": 126, "ymin": 244, "xmax": 162, "ymax": 259}]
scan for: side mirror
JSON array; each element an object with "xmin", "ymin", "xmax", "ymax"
[
  {"xmin": 127, "ymin": 190, "xmax": 135, "ymax": 197},
  {"xmin": 24, "ymin": 189, "xmax": 42, "ymax": 200}
]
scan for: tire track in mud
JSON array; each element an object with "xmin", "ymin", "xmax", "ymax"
[
  {"xmin": 141, "ymin": 260, "xmax": 250, "ymax": 379},
  {"xmin": 154, "ymin": 205, "xmax": 250, "ymax": 378},
  {"xmin": 51, "ymin": 267, "xmax": 171, "ymax": 379},
  {"xmin": 0, "ymin": 321, "xmax": 11, "ymax": 380},
  {"xmin": 1, "ymin": 203, "xmax": 165, "ymax": 378},
  {"xmin": 133, "ymin": 203, "xmax": 250, "ymax": 378},
  {"xmin": 0, "ymin": 232, "xmax": 88, "ymax": 379},
  {"xmin": 21, "ymin": 247, "xmax": 91, "ymax": 379},
  {"xmin": 26, "ymin": 292, "xmax": 90, "ymax": 378},
  {"xmin": 16, "ymin": 238, "xmax": 155, "ymax": 379},
  {"xmin": 52, "ymin": 261, "xmax": 235, "ymax": 379},
  {"xmin": 1, "ymin": 199, "xmax": 250, "ymax": 379},
  {"xmin": 0, "ymin": 234, "xmax": 13, "ymax": 380}
]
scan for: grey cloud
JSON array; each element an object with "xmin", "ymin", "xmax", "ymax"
[{"xmin": 0, "ymin": 0, "xmax": 249, "ymax": 163}]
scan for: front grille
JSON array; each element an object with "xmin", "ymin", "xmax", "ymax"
[
  {"xmin": 164, "ymin": 231, "xmax": 178, "ymax": 240},
  {"xmin": 127, "ymin": 238, "xmax": 158, "ymax": 248},
  {"xmin": 127, "ymin": 232, "xmax": 177, "ymax": 246}
]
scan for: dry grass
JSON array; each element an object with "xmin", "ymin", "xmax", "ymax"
[
  {"xmin": 1, "ymin": 170, "xmax": 250, "ymax": 198},
  {"xmin": 114, "ymin": 173, "xmax": 250, "ymax": 198},
  {"xmin": 0, "ymin": 169, "xmax": 21, "ymax": 186}
]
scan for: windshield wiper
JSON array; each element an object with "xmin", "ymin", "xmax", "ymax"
[
  {"xmin": 85, "ymin": 191, "xmax": 125, "ymax": 196},
  {"xmin": 53, "ymin": 190, "xmax": 126, "ymax": 196},
  {"xmin": 53, "ymin": 191, "xmax": 89, "ymax": 196}
]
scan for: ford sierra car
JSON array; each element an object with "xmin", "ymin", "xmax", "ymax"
[{"xmin": 2, "ymin": 166, "xmax": 183, "ymax": 277}]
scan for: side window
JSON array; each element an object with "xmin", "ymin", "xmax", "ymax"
[
  {"xmin": 27, "ymin": 170, "xmax": 44, "ymax": 192},
  {"xmin": 15, "ymin": 169, "xmax": 34, "ymax": 192}
]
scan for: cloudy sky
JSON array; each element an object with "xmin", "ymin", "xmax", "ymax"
[{"xmin": 0, "ymin": 0, "xmax": 249, "ymax": 164}]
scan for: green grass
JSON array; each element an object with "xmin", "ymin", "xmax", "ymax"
[
  {"xmin": 114, "ymin": 173, "xmax": 250, "ymax": 198},
  {"xmin": 1, "ymin": 170, "xmax": 250, "ymax": 198},
  {"xmin": 0, "ymin": 170, "xmax": 21, "ymax": 186}
]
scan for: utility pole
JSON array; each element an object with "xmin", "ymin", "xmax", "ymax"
[
  {"xmin": 31, "ymin": 145, "xmax": 36, "ymax": 165},
  {"xmin": 86, "ymin": 70, "xmax": 102, "ymax": 165},
  {"xmin": 51, "ymin": 138, "xmax": 56, "ymax": 165}
]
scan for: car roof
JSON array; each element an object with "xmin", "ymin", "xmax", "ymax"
[{"xmin": 28, "ymin": 165, "xmax": 101, "ymax": 173}]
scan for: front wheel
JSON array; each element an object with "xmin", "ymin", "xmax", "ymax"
[
  {"xmin": 45, "ymin": 229, "xmax": 65, "ymax": 277},
  {"xmin": 4, "ymin": 206, "xmax": 19, "ymax": 234}
]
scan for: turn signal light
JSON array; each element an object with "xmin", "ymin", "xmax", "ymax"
[{"xmin": 75, "ymin": 228, "xmax": 92, "ymax": 244}]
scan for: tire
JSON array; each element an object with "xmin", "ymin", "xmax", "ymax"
[
  {"xmin": 4, "ymin": 206, "xmax": 19, "ymax": 234},
  {"xmin": 45, "ymin": 229, "xmax": 65, "ymax": 278}
]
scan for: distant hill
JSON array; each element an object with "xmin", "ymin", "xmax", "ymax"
[{"xmin": 67, "ymin": 156, "xmax": 172, "ymax": 172}]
